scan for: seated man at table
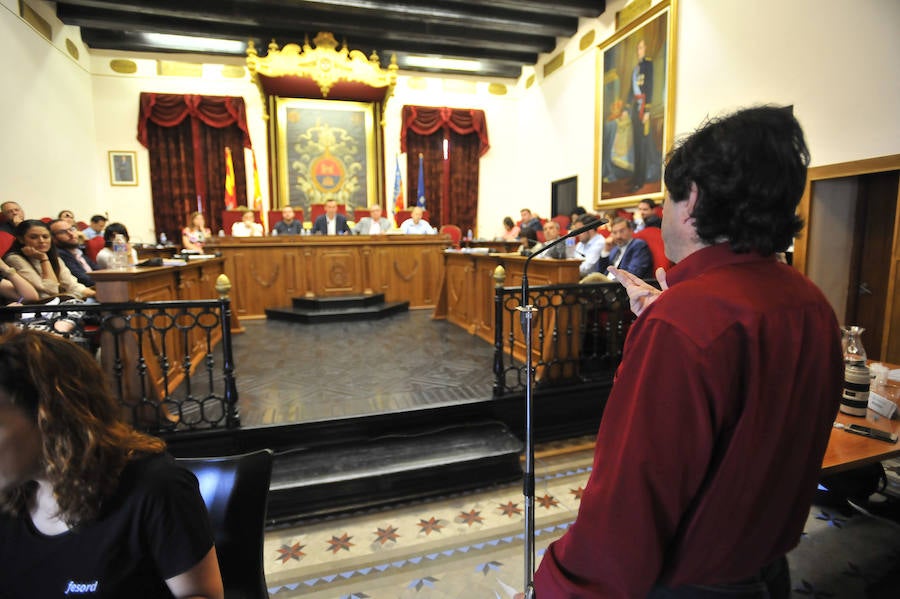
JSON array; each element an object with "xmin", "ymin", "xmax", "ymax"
[
  {"xmin": 599, "ymin": 217, "xmax": 653, "ymax": 280},
  {"xmin": 399, "ymin": 206, "xmax": 435, "ymax": 235},
  {"xmin": 83, "ymin": 214, "xmax": 107, "ymax": 240},
  {"xmin": 532, "ymin": 106, "xmax": 843, "ymax": 598},
  {"xmin": 538, "ymin": 220, "xmax": 567, "ymax": 259},
  {"xmin": 232, "ymin": 209, "xmax": 263, "ymax": 237},
  {"xmin": 354, "ymin": 205, "xmax": 392, "ymax": 235},
  {"xmin": 312, "ymin": 199, "xmax": 351, "ymax": 235},
  {"xmin": 272, "ymin": 205, "xmax": 303, "ymax": 236}
]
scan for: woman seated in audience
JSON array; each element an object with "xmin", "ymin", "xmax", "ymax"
[
  {"xmin": 95, "ymin": 222, "xmax": 139, "ymax": 270},
  {"xmin": 0, "ymin": 259, "xmax": 39, "ymax": 305},
  {"xmin": 182, "ymin": 211, "xmax": 212, "ymax": 252},
  {"xmin": 497, "ymin": 216, "xmax": 520, "ymax": 241},
  {"xmin": 3, "ymin": 220, "xmax": 95, "ymax": 299},
  {"xmin": 0, "ymin": 328, "xmax": 224, "ymax": 598}
]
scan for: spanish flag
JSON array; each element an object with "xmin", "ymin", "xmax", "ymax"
[
  {"xmin": 391, "ymin": 155, "xmax": 404, "ymax": 221},
  {"xmin": 252, "ymin": 149, "xmax": 263, "ymax": 212},
  {"xmin": 224, "ymin": 147, "xmax": 237, "ymax": 209}
]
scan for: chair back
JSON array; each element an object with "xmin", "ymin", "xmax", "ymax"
[
  {"xmin": 178, "ymin": 449, "xmax": 274, "ymax": 599},
  {"xmin": 0, "ymin": 231, "xmax": 14, "ymax": 257},
  {"xmin": 394, "ymin": 208, "xmax": 430, "ymax": 227},
  {"xmin": 439, "ymin": 224, "xmax": 462, "ymax": 247},
  {"xmin": 309, "ymin": 203, "xmax": 348, "ymax": 222},
  {"xmin": 221, "ymin": 210, "xmax": 261, "ymax": 235},
  {"xmin": 76, "ymin": 221, "xmax": 89, "ymax": 231},
  {"xmin": 634, "ymin": 226, "xmax": 673, "ymax": 272},
  {"xmin": 268, "ymin": 208, "xmax": 304, "ymax": 230},
  {"xmin": 551, "ymin": 215, "xmax": 570, "ymax": 234},
  {"xmin": 85, "ymin": 236, "xmax": 106, "ymax": 262}
]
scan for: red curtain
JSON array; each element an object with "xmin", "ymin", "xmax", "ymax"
[
  {"xmin": 400, "ymin": 106, "xmax": 488, "ymax": 233},
  {"xmin": 138, "ymin": 93, "xmax": 251, "ymax": 240}
]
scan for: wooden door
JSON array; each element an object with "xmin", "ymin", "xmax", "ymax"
[{"xmin": 845, "ymin": 171, "xmax": 899, "ymax": 360}]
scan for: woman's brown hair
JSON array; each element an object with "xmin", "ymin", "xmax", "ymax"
[{"xmin": 0, "ymin": 328, "xmax": 165, "ymax": 524}]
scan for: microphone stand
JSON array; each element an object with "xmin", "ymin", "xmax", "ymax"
[{"xmin": 518, "ymin": 219, "xmax": 605, "ymax": 598}]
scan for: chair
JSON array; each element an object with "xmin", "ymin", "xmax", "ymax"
[
  {"xmin": 551, "ymin": 214, "xmax": 570, "ymax": 234},
  {"xmin": 221, "ymin": 210, "xmax": 262, "ymax": 235},
  {"xmin": 439, "ymin": 224, "xmax": 462, "ymax": 248},
  {"xmin": 394, "ymin": 208, "xmax": 430, "ymax": 227},
  {"xmin": 0, "ymin": 231, "xmax": 14, "ymax": 257},
  {"xmin": 85, "ymin": 236, "xmax": 105, "ymax": 262},
  {"xmin": 178, "ymin": 449, "xmax": 274, "ymax": 599},
  {"xmin": 75, "ymin": 221, "xmax": 89, "ymax": 231},
  {"xmin": 353, "ymin": 207, "xmax": 371, "ymax": 220},
  {"xmin": 267, "ymin": 208, "xmax": 304, "ymax": 231},
  {"xmin": 634, "ymin": 226, "xmax": 673, "ymax": 272},
  {"xmin": 308, "ymin": 203, "xmax": 348, "ymax": 223}
]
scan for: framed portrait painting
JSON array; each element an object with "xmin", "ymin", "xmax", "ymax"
[
  {"xmin": 273, "ymin": 97, "xmax": 380, "ymax": 215},
  {"xmin": 109, "ymin": 151, "xmax": 138, "ymax": 186},
  {"xmin": 595, "ymin": 0, "xmax": 677, "ymax": 207}
]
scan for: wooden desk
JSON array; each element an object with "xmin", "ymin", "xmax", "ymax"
[
  {"xmin": 822, "ymin": 378, "xmax": 900, "ymax": 474},
  {"xmin": 205, "ymin": 235, "xmax": 450, "ymax": 318},
  {"xmin": 92, "ymin": 258, "xmax": 229, "ymax": 405}
]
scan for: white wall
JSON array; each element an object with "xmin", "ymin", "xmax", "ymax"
[{"xmin": 0, "ymin": 0, "xmax": 96, "ymax": 222}]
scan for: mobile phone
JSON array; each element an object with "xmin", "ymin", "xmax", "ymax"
[{"xmin": 845, "ymin": 424, "xmax": 899, "ymax": 444}]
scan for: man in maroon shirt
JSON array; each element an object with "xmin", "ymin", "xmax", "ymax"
[{"xmin": 531, "ymin": 107, "xmax": 842, "ymax": 598}]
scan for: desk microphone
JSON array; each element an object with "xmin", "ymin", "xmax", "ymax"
[{"xmin": 517, "ymin": 215, "xmax": 606, "ymax": 596}]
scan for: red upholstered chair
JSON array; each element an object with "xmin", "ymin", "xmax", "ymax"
[
  {"xmin": 76, "ymin": 221, "xmax": 89, "ymax": 231},
  {"xmin": 309, "ymin": 203, "xmax": 347, "ymax": 222},
  {"xmin": 85, "ymin": 235, "xmax": 105, "ymax": 262},
  {"xmin": 634, "ymin": 226, "xmax": 673, "ymax": 272},
  {"xmin": 394, "ymin": 209, "xmax": 430, "ymax": 227},
  {"xmin": 40, "ymin": 217, "xmax": 52, "ymax": 224},
  {"xmin": 439, "ymin": 224, "xmax": 462, "ymax": 248},
  {"xmin": 0, "ymin": 231, "xmax": 14, "ymax": 257},
  {"xmin": 353, "ymin": 207, "xmax": 371, "ymax": 220},
  {"xmin": 551, "ymin": 215, "xmax": 570, "ymax": 234}
]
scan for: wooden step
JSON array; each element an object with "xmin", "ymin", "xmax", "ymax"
[
  {"xmin": 292, "ymin": 294, "xmax": 387, "ymax": 310},
  {"xmin": 265, "ymin": 300, "xmax": 410, "ymax": 323},
  {"xmin": 265, "ymin": 421, "xmax": 523, "ymax": 525}
]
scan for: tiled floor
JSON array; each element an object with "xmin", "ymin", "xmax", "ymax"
[{"xmin": 262, "ymin": 451, "xmax": 900, "ymax": 598}]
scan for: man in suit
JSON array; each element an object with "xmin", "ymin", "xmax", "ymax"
[
  {"xmin": 312, "ymin": 199, "xmax": 350, "ymax": 235},
  {"xmin": 601, "ymin": 217, "xmax": 652, "ymax": 279},
  {"xmin": 629, "ymin": 38, "xmax": 654, "ymax": 193},
  {"xmin": 0, "ymin": 201, "xmax": 24, "ymax": 235},
  {"xmin": 50, "ymin": 218, "xmax": 97, "ymax": 288},
  {"xmin": 539, "ymin": 220, "xmax": 567, "ymax": 259},
  {"xmin": 354, "ymin": 205, "xmax": 392, "ymax": 235}
]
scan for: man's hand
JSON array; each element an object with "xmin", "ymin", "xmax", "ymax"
[{"xmin": 608, "ymin": 265, "xmax": 668, "ymax": 317}]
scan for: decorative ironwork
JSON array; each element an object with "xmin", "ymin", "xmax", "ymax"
[
  {"xmin": 493, "ymin": 282, "xmax": 636, "ymax": 396},
  {"xmin": 0, "ymin": 298, "xmax": 239, "ymax": 434}
]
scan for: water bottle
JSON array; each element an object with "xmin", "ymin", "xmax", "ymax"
[
  {"xmin": 467, "ymin": 228, "xmax": 473, "ymax": 240},
  {"xmin": 159, "ymin": 232, "xmax": 168, "ymax": 246},
  {"xmin": 112, "ymin": 234, "xmax": 128, "ymax": 269}
]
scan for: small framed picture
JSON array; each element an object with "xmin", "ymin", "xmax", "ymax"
[{"xmin": 109, "ymin": 151, "xmax": 138, "ymax": 186}]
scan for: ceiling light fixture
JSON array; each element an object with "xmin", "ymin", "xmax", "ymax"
[
  {"xmin": 141, "ymin": 33, "xmax": 245, "ymax": 54},
  {"xmin": 403, "ymin": 56, "xmax": 482, "ymax": 72}
]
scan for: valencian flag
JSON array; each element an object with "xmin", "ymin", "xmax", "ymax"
[
  {"xmin": 416, "ymin": 153, "xmax": 426, "ymax": 209},
  {"xmin": 251, "ymin": 149, "xmax": 266, "ymax": 230},
  {"xmin": 223, "ymin": 147, "xmax": 237, "ymax": 209},
  {"xmin": 391, "ymin": 155, "xmax": 404, "ymax": 222}
]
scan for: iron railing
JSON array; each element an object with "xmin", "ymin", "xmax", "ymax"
[
  {"xmin": 0, "ymin": 297, "xmax": 238, "ymax": 434},
  {"xmin": 493, "ymin": 282, "xmax": 635, "ymax": 396}
]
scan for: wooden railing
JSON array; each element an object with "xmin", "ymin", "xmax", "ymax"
[
  {"xmin": 492, "ymin": 281, "xmax": 636, "ymax": 396},
  {"xmin": 0, "ymin": 295, "xmax": 239, "ymax": 435}
]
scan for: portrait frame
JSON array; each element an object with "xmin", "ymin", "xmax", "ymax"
[
  {"xmin": 108, "ymin": 151, "xmax": 138, "ymax": 186},
  {"xmin": 273, "ymin": 97, "xmax": 382, "ymax": 215},
  {"xmin": 594, "ymin": 0, "xmax": 677, "ymax": 209}
]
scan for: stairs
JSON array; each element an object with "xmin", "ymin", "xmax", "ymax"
[
  {"xmin": 266, "ymin": 421, "xmax": 523, "ymax": 525},
  {"xmin": 265, "ymin": 293, "xmax": 409, "ymax": 324}
]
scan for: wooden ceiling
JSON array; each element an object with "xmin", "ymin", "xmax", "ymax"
[{"xmin": 55, "ymin": 0, "xmax": 607, "ymax": 80}]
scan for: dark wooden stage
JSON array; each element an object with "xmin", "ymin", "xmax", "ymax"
[{"xmin": 231, "ymin": 310, "xmax": 497, "ymax": 426}]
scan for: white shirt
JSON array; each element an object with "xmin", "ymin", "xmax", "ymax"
[{"xmin": 231, "ymin": 221, "xmax": 263, "ymax": 237}]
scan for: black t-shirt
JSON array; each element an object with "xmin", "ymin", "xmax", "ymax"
[{"xmin": 0, "ymin": 453, "xmax": 214, "ymax": 598}]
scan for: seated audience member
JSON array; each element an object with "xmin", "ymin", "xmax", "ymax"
[
  {"xmin": 0, "ymin": 328, "xmax": 225, "ymax": 598},
  {"xmin": 3, "ymin": 220, "xmax": 94, "ymax": 299},
  {"xmin": 83, "ymin": 214, "xmax": 108, "ymax": 240},
  {"xmin": 311, "ymin": 200, "xmax": 351, "ymax": 235},
  {"xmin": 354, "ymin": 205, "xmax": 391, "ymax": 235},
  {"xmin": 643, "ymin": 213, "xmax": 662, "ymax": 228},
  {"xmin": 57, "ymin": 209, "xmax": 87, "ymax": 243},
  {"xmin": 570, "ymin": 206, "xmax": 587, "ymax": 225},
  {"xmin": 399, "ymin": 206, "xmax": 435, "ymax": 235},
  {"xmin": 273, "ymin": 206, "xmax": 303, "ymax": 236},
  {"xmin": 0, "ymin": 201, "xmax": 25, "ymax": 235},
  {"xmin": 497, "ymin": 216, "xmax": 520, "ymax": 241},
  {"xmin": 96, "ymin": 223, "xmax": 139, "ymax": 270},
  {"xmin": 539, "ymin": 221, "xmax": 568, "ymax": 259},
  {"xmin": 634, "ymin": 198, "xmax": 657, "ymax": 231},
  {"xmin": 519, "ymin": 208, "xmax": 543, "ymax": 234},
  {"xmin": 231, "ymin": 209, "xmax": 264, "ymax": 237},
  {"xmin": 50, "ymin": 219, "xmax": 96, "ymax": 288},
  {"xmin": 0, "ymin": 260, "xmax": 39, "ymax": 305},
  {"xmin": 182, "ymin": 211, "xmax": 212, "ymax": 251},
  {"xmin": 533, "ymin": 106, "xmax": 841, "ymax": 599},
  {"xmin": 599, "ymin": 217, "xmax": 653, "ymax": 280},
  {"xmin": 574, "ymin": 215, "xmax": 608, "ymax": 277},
  {"xmin": 517, "ymin": 227, "xmax": 541, "ymax": 255}
]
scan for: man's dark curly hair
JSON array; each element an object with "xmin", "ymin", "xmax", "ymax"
[{"xmin": 663, "ymin": 106, "xmax": 809, "ymax": 256}]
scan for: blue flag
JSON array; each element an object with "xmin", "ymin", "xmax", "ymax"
[{"xmin": 416, "ymin": 154, "xmax": 426, "ymax": 209}]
